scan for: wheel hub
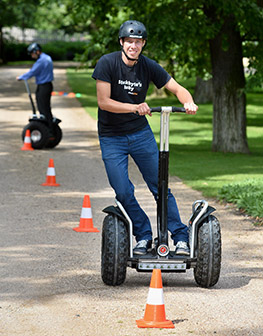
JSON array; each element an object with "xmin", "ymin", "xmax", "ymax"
[{"xmin": 31, "ymin": 130, "xmax": 42, "ymax": 142}]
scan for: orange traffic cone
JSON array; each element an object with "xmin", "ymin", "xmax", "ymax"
[
  {"xmin": 136, "ymin": 269, "xmax": 174, "ymax": 328},
  {"xmin": 41, "ymin": 158, "xmax": 60, "ymax": 187},
  {"xmin": 21, "ymin": 129, "xmax": 34, "ymax": 151},
  {"xmin": 73, "ymin": 195, "xmax": 99, "ymax": 232}
]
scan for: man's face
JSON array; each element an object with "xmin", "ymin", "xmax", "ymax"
[
  {"xmin": 121, "ymin": 37, "xmax": 145, "ymax": 60},
  {"xmin": 31, "ymin": 51, "xmax": 39, "ymax": 59}
]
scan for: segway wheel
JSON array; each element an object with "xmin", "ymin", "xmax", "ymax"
[
  {"xmin": 194, "ymin": 215, "xmax": 221, "ymax": 288},
  {"xmin": 101, "ymin": 214, "xmax": 129, "ymax": 286},
  {"xmin": 45, "ymin": 124, "xmax": 63, "ymax": 148},
  {"xmin": 22, "ymin": 121, "xmax": 49, "ymax": 149}
]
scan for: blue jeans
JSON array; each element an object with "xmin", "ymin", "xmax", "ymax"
[{"xmin": 99, "ymin": 124, "xmax": 188, "ymax": 244}]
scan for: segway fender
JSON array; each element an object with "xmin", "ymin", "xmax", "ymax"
[
  {"xmin": 53, "ymin": 117, "xmax": 61, "ymax": 125},
  {"xmin": 29, "ymin": 114, "xmax": 47, "ymax": 122},
  {"xmin": 102, "ymin": 206, "xmax": 128, "ymax": 224},
  {"xmin": 197, "ymin": 206, "xmax": 216, "ymax": 226},
  {"xmin": 189, "ymin": 204, "xmax": 217, "ymax": 260},
  {"xmin": 28, "ymin": 115, "xmax": 61, "ymax": 125}
]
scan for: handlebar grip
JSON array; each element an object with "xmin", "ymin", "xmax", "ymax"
[
  {"xmin": 150, "ymin": 107, "xmax": 162, "ymax": 112},
  {"xmin": 172, "ymin": 107, "xmax": 186, "ymax": 113},
  {"xmin": 150, "ymin": 106, "xmax": 186, "ymax": 113},
  {"xmin": 135, "ymin": 106, "xmax": 186, "ymax": 115}
]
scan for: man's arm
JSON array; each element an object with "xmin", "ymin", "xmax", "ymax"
[
  {"xmin": 164, "ymin": 78, "xmax": 198, "ymax": 114},
  {"xmin": 16, "ymin": 60, "xmax": 42, "ymax": 81},
  {"xmin": 96, "ymin": 80, "xmax": 151, "ymax": 115}
]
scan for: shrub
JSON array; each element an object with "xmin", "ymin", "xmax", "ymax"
[
  {"xmin": 2, "ymin": 40, "xmax": 87, "ymax": 63},
  {"xmin": 43, "ymin": 41, "xmax": 87, "ymax": 61},
  {"xmin": 3, "ymin": 42, "xmax": 28, "ymax": 62},
  {"xmin": 218, "ymin": 179, "xmax": 263, "ymax": 220}
]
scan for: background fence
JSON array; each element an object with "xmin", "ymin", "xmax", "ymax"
[{"xmin": 3, "ymin": 26, "xmax": 88, "ymax": 44}]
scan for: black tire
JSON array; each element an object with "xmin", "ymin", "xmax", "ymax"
[
  {"xmin": 45, "ymin": 123, "xmax": 63, "ymax": 148},
  {"xmin": 194, "ymin": 215, "xmax": 221, "ymax": 288},
  {"xmin": 22, "ymin": 121, "xmax": 49, "ymax": 149},
  {"xmin": 101, "ymin": 214, "xmax": 129, "ymax": 286}
]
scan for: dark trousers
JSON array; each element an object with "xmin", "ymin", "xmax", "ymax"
[{"xmin": 36, "ymin": 82, "xmax": 53, "ymax": 129}]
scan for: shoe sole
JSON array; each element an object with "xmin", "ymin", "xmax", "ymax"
[
  {"xmin": 175, "ymin": 250, "xmax": 190, "ymax": 256},
  {"xmin": 133, "ymin": 251, "xmax": 146, "ymax": 256},
  {"xmin": 133, "ymin": 248, "xmax": 152, "ymax": 256}
]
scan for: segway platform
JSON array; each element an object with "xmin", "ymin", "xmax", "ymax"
[{"xmin": 128, "ymin": 255, "xmax": 191, "ymax": 272}]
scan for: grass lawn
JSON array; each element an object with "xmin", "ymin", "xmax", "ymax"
[{"xmin": 67, "ymin": 68, "xmax": 263, "ymax": 220}]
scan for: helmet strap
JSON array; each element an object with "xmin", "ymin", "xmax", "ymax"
[{"xmin": 121, "ymin": 47, "xmax": 139, "ymax": 62}]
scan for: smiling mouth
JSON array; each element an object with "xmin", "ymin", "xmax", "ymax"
[{"xmin": 128, "ymin": 50, "xmax": 137, "ymax": 55}]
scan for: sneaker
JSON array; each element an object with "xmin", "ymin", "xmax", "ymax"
[
  {"xmin": 175, "ymin": 241, "xmax": 190, "ymax": 256},
  {"xmin": 133, "ymin": 240, "xmax": 152, "ymax": 255}
]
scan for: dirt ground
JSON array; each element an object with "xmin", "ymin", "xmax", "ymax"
[{"xmin": 0, "ymin": 65, "xmax": 263, "ymax": 336}]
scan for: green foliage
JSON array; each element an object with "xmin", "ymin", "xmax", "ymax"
[
  {"xmin": 0, "ymin": 0, "xmax": 40, "ymax": 29},
  {"xmin": 3, "ymin": 41, "xmax": 86, "ymax": 62},
  {"xmin": 43, "ymin": 41, "xmax": 87, "ymax": 61},
  {"xmin": 244, "ymin": 41, "xmax": 263, "ymax": 90},
  {"xmin": 78, "ymin": 7, "xmax": 133, "ymax": 67},
  {"xmin": 3, "ymin": 1, "xmax": 263, "ymax": 86},
  {"xmin": 218, "ymin": 179, "xmax": 263, "ymax": 220},
  {"xmin": 3, "ymin": 42, "xmax": 28, "ymax": 62},
  {"xmin": 33, "ymin": 2, "xmax": 68, "ymax": 31},
  {"xmin": 61, "ymin": 0, "xmax": 263, "ymax": 85}
]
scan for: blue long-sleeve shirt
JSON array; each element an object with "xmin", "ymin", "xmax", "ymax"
[{"xmin": 19, "ymin": 52, "xmax": 54, "ymax": 84}]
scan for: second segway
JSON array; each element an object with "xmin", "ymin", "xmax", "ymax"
[{"xmin": 21, "ymin": 80, "xmax": 62, "ymax": 149}]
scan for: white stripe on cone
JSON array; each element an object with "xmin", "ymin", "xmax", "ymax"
[
  {"xmin": 25, "ymin": 136, "xmax": 31, "ymax": 143},
  {"xmin": 81, "ymin": 207, "xmax": 92, "ymax": 219},
  {"xmin": 47, "ymin": 167, "xmax": 56, "ymax": 176},
  {"xmin": 146, "ymin": 288, "xmax": 164, "ymax": 305}
]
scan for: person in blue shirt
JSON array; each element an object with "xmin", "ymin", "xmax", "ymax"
[{"xmin": 16, "ymin": 43, "xmax": 54, "ymax": 134}]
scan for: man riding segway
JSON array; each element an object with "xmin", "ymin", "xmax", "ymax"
[
  {"xmin": 17, "ymin": 43, "xmax": 62, "ymax": 149},
  {"xmin": 92, "ymin": 20, "xmax": 198, "ymax": 256},
  {"xmin": 92, "ymin": 20, "xmax": 221, "ymax": 288}
]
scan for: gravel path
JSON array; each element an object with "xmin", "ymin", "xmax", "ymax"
[{"xmin": 0, "ymin": 65, "xmax": 263, "ymax": 336}]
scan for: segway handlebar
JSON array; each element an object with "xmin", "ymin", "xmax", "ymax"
[
  {"xmin": 150, "ymin": 106, "xmax": 186, "ymax": 113},
  {"xmin": 23, "ymin": 80, "xmax": 36, "ymax": 114}
]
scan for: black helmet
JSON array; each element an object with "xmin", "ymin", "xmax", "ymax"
[
  {"xmin": 119, "ymin": 20, "xmax": 147, "ymax": 40},
  {"xmin": 27, "ymin": 43, "xmax": 42, "ymax": 55}
]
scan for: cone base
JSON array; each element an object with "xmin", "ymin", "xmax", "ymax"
[
  {"xmin": 21, "ymin": 147, "xmax": 34, "ymax": 151},
  {"xmin": 41, "ymin": 182, "xmax": 60, "ymax": 187},
  {"xmin": 136, "ymin": 319, "xmax": 174, "ymax": 329},
  {"xmin": 73, "ymin": 226, "xmax": 99, "ymax": 232}
]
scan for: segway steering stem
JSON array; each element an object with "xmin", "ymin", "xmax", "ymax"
[
  {"xmin": 24, "ymin": 79, "xmax": 37, "ymax": 114},
  {"xmin": 154, "ymin": 106, "xmax": 186, "ymax": 253}
]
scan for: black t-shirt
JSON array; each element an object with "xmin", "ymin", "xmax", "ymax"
[{"xmin": 92, "ymin": 51, "xmax": 171, "ymax": 136}]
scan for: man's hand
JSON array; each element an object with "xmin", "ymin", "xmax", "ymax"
[
  {"xmin": 16, "ymin": 76, "xmax": 21, "ymax": 81},
  {"xmin": 135, "ymin": 102, "xmax": 152, "ymax": 116},
  {"xmin": 184, "ymin": 102, "xmax": 198, "ymax": 115}
]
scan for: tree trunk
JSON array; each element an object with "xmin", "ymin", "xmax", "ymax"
[
  {"xmin": 0, "ymin": 26, "xmax": 3, "ymax": 64},
  {"xmin": 208, "ymin": 13, "xmax": 250, "ymax": 153},
  {"xmin": 194, "ymin": 77, "xmax": 213, "ymax": 104}
]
